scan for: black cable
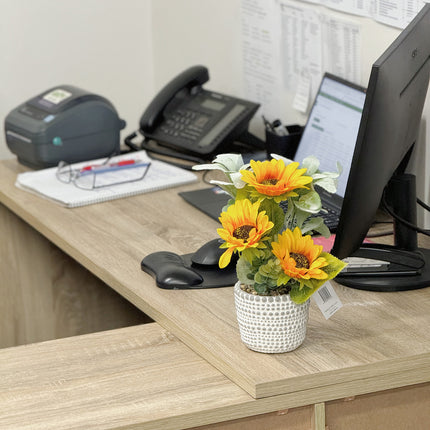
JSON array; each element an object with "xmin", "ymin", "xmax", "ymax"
[
  {"xmin": 382, "ymin": 192, "xmax": 430, "ymax": 237},
  {"xmin": 124, "ymin": 131, "xmax": 142, "ymax": 152},
  {"xmin": 418, "ymin": 197, "xmax": 430, "ymax": 212}
]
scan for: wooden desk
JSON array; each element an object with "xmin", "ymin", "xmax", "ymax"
[{"xmin": 1, "ymin": 158, "xmax": 429, "ymax": 429}]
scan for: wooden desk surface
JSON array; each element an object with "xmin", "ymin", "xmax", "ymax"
[
  {"xmin": 0, "ymin": 323, "xmax": 249, "ymax": 430},
  {"xmin": 1, "ymin": 159, "xmax": 430, "ymax": 400}
]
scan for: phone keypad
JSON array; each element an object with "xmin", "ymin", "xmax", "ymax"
[{"xmin": 160, "ymin": 109, "xmax": 208, "ymax": 141}]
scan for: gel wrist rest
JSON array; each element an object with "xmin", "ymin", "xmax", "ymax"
[{"xmin": 141, "ymin": 250, "xmax": 237, "ymax": 290}]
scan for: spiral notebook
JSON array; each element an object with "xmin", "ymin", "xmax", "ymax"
[{"xmin": 15, "ymin": 151, "xmax": 197, "ymax": 208}]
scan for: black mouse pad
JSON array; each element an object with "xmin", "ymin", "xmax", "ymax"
[{"xmin": 141, "ymin": 251, "xmax": 237, "ymax": 290}]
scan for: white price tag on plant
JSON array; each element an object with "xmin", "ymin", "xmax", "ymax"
[{"xmin": 312, "ymin": 281, "xmax": 343, "ymax": 319}]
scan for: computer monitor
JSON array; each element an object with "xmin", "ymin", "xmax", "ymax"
[{"xmin": 332, "ymin": 4, "xmax": 430, "ymax": 291}]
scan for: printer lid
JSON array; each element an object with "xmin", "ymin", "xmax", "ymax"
[{"xmin": 24, "ymin": 85, "xmax": 112, "ymax": 116}]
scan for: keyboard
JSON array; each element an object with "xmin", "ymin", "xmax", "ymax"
[
  {"xmin": 279, "ymin": 201, "xmax": 339, "ymax": 232},
  {"xmin": 319, "ymin": 207, "xmax": 339, "ymax": 232}
]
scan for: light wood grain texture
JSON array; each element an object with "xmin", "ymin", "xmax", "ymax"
[
  {"xmin": 0, "ymin": 202, "xmax": 149, "ymax": 348},
  {"xmin": 311, "ymin": 403, "xmax": 325, "ymax": 430},
  {"xmin": 325, "ymin": 383, "xmax": 430, "ymax": 430},
  {"xmin": 0, "ymin": 323, "xmax": 248, "ymax": 430},
  {"xmin": 1, "ymin": 321, "xmax": 428, "ymax": 430},
  {"xmin": 1, "ymin": 159, "xmax": 430, "ymax": 401},
  {"xmin": 190, "ymin": 407, "xmax": 313, "ymax": 430}
]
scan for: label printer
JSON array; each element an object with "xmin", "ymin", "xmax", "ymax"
[{"xmin": 5, "ymin": 85, "xmax": 126, "ymax": 169}]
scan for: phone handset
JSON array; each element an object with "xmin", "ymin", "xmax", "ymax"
[{"xmin": 139, "ymin": 65, "xmax": 209, "ymax": 133}]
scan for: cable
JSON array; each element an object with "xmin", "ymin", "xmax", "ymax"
[
  {"xmin": 382, "ymin": 192, "xmax": 430, "ymax": 237},
  {"xmin": 418, "ymin": 197, "xmax": 430, "ymax": 212},
  {"xmin": 124, "ymin": 132, "xmax": 142, "ymax": 152}
]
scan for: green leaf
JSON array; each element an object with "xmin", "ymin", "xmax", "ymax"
[
  {"xmin": 259, "ymin": 199, "xmax": 285, "ymax": 235},
  {"xmin": 312, "ymin": 172, "xmax": 338, "ymax": 180},
  {"xmin": 220, "ymin": 198, "xmax": 235, "ymax": 215},
  {"xmin": 282, "ymin": 198, "xmax": 294, "ymax": 219},
  {"xmin": 241, "ymin": 247, "xmax": 265, "ymax": 265},
  {"xmin": 289, "ymin": 284, "xmax": 313, "ymax": 304},
  {"xmin": 211, "ymin": 153, "xmax": 246, "ymax": 171},
  {"xmin": 311, "ymin": 163, "xmax": 342, "ymax": 193},
  {"xmin": 236, "ymin": 257, "xmax": 254, "ymax": 286},
  {"xmin": 257, "ymin": 258, "xmax": 282, "ymax": 280},
  {"xmin": 277, "ymin": 273, "xmax": 291, "ymax": 286},
  {"xmin": 301, "ymin": 156, "xmax": 320, "ymax": 175},
  {"xmin": 320, "ymin": 252, "xmax": 347, "ymax": 279},
  {"xmin": 313, "ymin": 177, "xmax": 338, "ymax": 193},
  {"xmin": 253, "ymin": 283, "xmax": 270, "ymax": 295},
  {"xmin": 210, "ymin": 183, "xmax": 236, "ymax": 199},
  {"xmin": 294, "ymin": 208, "xmax": 312, "ymax": 229},
  {"xmin": 294, "ymin": 191, "xmax": 322, "ymax": 214},
  {"xmin": 289, "ymin": 277, "xmax": 325, "ymax": 303},
  {"xmin": 301, "ymin": 216, "xmax": 331, "ymax": 238},
  {"xmin": 312, "ymin": 220, "xmax": 331, "ymax": 238},
  {"xmin": 235, "ymin": 186, "xmax": 251, "ymax": 201},
  {"xmin": 229, "ymin": 172, "xmax": 247, "ymax": 189}
]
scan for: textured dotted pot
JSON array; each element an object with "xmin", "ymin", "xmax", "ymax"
[{"xmin": 234, "ymin": 281, "xmax": 310, "ymax": 353}]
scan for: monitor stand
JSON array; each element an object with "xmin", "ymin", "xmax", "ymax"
[{"xmin": 335, "ymin": 174, "xmax": 430, "ymax": 292}]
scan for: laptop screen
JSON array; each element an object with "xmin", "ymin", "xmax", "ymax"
[{"xmin": 293, "ymin": 73, "xmax": 366, "ymax": 198}]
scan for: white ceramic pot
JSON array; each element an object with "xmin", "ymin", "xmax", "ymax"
[{"xmin": 234, "ymin": 281, "xmax": 310, "ymax": 353}]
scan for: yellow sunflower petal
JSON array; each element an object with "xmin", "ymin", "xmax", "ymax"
[
  {"xmin": 271, "ymin": 227, "xmax": 328, "ymax": 282},
  {"xmin": 217, "ymin": 199, "xmax": 274, "ymax": 266},
  {"xmin": 219, "ymin": 247, "xmax": 234, "ymax": 269},
  {"xmin": 241, "ymin": 159, "xmax": 312, "ymax": 200}
]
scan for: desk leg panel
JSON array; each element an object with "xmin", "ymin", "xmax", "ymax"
[
  {"xmin": 326, "ymin": 382, "xmax": 430, "ymax": 430},
  {"xmin": 188, "ymin": 405, "xmax": 314, "ymax": 430},
  {"xmin": 0, "ymin": 203, "xmax": 149, "ymax": 348}
]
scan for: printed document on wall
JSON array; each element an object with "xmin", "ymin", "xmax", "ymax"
[
  {"xmin": 279, "ymin": 0, "xmax": 361, "ymax": 111},
  {"xmin": 304, "ymin": 0, "xmax": 429, "ymax": 28},
  {"xmin": 373, "ymin": 0, "xmax": 429, "ymax": 29},
  {"xmin": 241, "ymin": 0, "xmax": 282, "ymax": 119},
  {"xmin": 280, "ymin": 0, "xmax": 323, "ymax": 112},
  {"xmin": 302, "ymin": 0, "xmax": 371, "ymax": 17},
  {"xmin": 322, "ymin": 15, "xmax": 361, "ymax": 84}
]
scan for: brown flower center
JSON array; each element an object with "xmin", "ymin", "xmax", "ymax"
[
  {"xmin": 233, "ymin": 225, "xmax": 254, "ymax": 242},
  {"xmin": 261, "ymin": 178, "xmax": 279, "ymax": 185},
  {"xmin": 290, "ymin": 252, "xmax": 310, "ymax": 269}
]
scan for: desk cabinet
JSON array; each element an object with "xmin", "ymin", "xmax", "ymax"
[{"xmin": 0, "ymin": 203, "xmax": 149, "ymax": 348}]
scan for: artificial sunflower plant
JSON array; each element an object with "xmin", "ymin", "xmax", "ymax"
[{"xmin": 193, "ymin": 153, "xmax": 346, "ymax": 304}]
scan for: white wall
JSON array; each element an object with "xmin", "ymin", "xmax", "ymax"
[
  {"xmin": 151, "ymin": 0, "xmax": 242, "ymax": 93},
  {"xmin": 0, "ymin": 0, "xmax": 154, "ymax": 159},
  {"xmin": 1, "ymin": 0, "xmax": 429, "ymax": 226}
]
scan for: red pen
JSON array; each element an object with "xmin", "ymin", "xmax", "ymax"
[
  {"xmin": 79, "ymin": 159, "xmax": 149, "ymax": 175},
  {"xmin": 81, "ymin": 159, "xmax": 138, "ymax": 172}
]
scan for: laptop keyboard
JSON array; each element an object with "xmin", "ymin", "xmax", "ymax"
[{"xmin": 319, "ymin": 207, "xmax": 339, "ymax": 231}]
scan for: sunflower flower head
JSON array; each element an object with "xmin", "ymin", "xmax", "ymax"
[
  {"xmin": 217, "ymin": 199, "xmax": 274, "ymax": 268},
  {"xmin": 240, "ymin": 158, "xmax": 312, "ymax": 202},
  {"xmin": 272, "ymin": 227, "xmax": 328, "ymax": 284}
]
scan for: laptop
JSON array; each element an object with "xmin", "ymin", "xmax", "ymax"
[{"xmin": 180, "ymin": 73, "xmax": 367, "ymax": 231}]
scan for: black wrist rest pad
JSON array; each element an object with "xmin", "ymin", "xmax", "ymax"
[{"xmin": 141, "ymin": 251, "xmax": 237, "ymax": 290}]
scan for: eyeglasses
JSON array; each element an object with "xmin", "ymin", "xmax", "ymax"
[{"xmin": 56, "ymin": 156, "xmax": 151, "ymax": 190}]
